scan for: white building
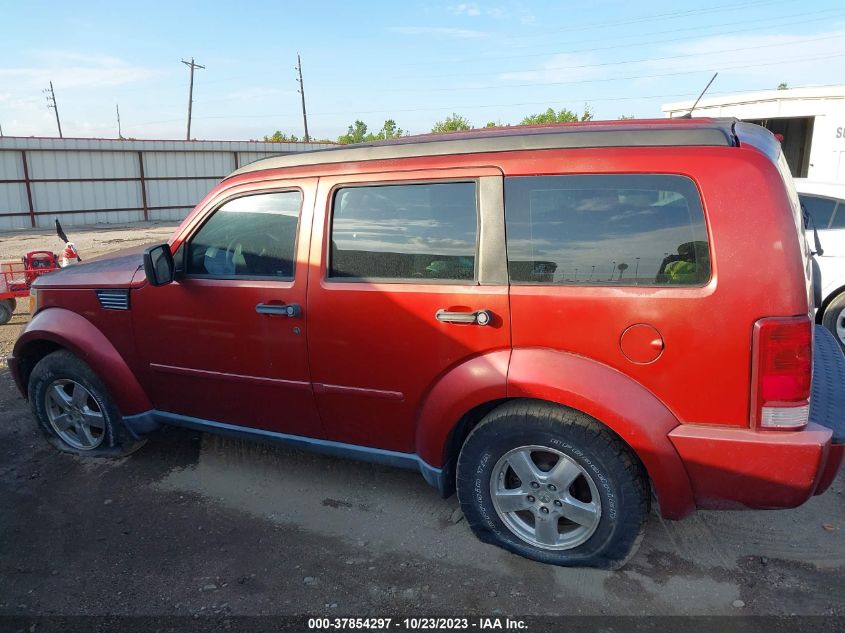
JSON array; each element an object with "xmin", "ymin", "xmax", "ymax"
[
  {"xmin": 663, "ymin": 86, "xmax": 845, "ymax": 183},
  {"xmin": 0, "ymin": 136, "xmax": 334, "ymax": 231}
]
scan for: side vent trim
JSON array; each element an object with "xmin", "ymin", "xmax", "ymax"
[{"xmin": 96, "ymin": 289, "xmax": 130, "ymax": 311}]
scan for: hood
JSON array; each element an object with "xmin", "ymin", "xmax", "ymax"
[{"xmin": 32, "ymin": 244, "xmax": 149, "ymax": 289}]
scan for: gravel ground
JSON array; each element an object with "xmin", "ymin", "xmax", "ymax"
[{"xmin": 0, "ymin": 224, "xmax": 843, "ymax": 618}]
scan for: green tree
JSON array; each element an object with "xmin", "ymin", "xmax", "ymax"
[
  {"xmin": 263, "ymin": 130, "xmax": 300, "ymax": 142},
  {"xmin": 431, "ymin": 113, "xmax": 472, "ymax": 133},
  {"xmin": 777, "ymin": 82, "xmax": 788, "ymax": 90},
  {"xmin": 520, "ymin": 105, "xmax": 593, "ymax": 125},
  {"xmin": 618, "ymin": 114, "xmax": 634, "ymax": 120},
  {"xmin": 337, "ymin": 120, "xmax": 368, "ymax": 144},
  {"xmin": 373, "ymin": 119, "xmax": 405, "ymax": 140},
  {"xmin": 337, "ymin": 119, "xmax": 406, "ymax": 144}
]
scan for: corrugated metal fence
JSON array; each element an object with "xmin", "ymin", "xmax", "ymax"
[{"xmin": 0, "ymin": 137, "xmax": 334, "ymax": 231}]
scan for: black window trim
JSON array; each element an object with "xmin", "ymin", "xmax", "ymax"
[
  {"xmin": 326, "ymin": 178, "xmax": 482, "ymax": 286},
  {"xmin": 183, "ymin": 187, "xmax": 305, "ymax": 282},
  {"xmin": 504, "ymin": 172, "xmax": 713, "ymax": 289},
  {"xmin": 831, "ymin": 201, "xmax": 844, "ymax": 230}
]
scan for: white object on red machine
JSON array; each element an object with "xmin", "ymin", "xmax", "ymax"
[{"xmin": 60, "ymin": 242, "xmax": 80, "ymax": 267}]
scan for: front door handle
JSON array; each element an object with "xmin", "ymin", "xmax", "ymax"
[
  {"xmin": 435, "ymin": 309, "xmax": 492, "ymax": 326},
  {"xmin": 256, "ymin": 302, "xmax": 301, "ymax": 317}
]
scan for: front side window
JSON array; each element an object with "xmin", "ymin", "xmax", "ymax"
[
  {"xmin": 187, "ymin": 191, "xmax": 302, "ymax": 278},
  {"xmin": 329, "ymin": 182, "xmax": 477, "ymax": 281},
  {"xmin": 505, "ymin": 174, "xmax": 710, "ymax": 286}
]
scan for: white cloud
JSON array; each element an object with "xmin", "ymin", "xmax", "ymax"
[
  {"xmin": 448, "ymin": 3, "xmax": 516, "ymax": 19},
  {"xmin": 450, "ymin": 3, "xmax": 481, "ymax": 16},
  {"xmin": 499, "ymin": 53, "xmax": 600, "ymax": 83},
  {"xmin": 388, "ymin": 26, "xmax": 487, "ymax": 39},
  {"xmin": 0, "ymin": 51, "xmax": 163, "ymax": 137},
  {"xmin": 643, "ymin": 27, "xmax": 845, "ymax": 83},
  {"xmin": 0, "ymin": 51, "xmax": 160, "ymax": 92}
]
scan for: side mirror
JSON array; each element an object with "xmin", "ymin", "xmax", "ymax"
[{"xmin": 143, "ymin": 244, "xmax": 175, "ymax": 286}]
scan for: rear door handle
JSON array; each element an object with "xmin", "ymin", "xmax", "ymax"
[
  {"xmin": 256, "ymin": 303, "xmax": 301, "ymax": 317},
  {"xmin": 435, "ymin": 309, "xmax": 492, "ymax": 326}
]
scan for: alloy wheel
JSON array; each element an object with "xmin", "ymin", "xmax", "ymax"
[
  {"xmin": 490, "ymin": 445, "xmax": 601, "ymax": 550},
  {"xmin": 44, "ymin": 379, "xmax": 106, "ymax": 450}
]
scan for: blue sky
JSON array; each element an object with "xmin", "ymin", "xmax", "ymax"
[{"xmin": 2, "ymin": 0, "xmax": 844, "ymax": 141}]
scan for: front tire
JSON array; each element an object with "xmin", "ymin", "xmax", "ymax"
[
  {"xmin": 822, "ymin": 292, "xmax": 845, "ymax": 351},
  {"xmin": 28, "ymin": 350, "xmax": 145, "ymax": 457},
  {"xmin": 456, "ymin": 400, "xmax": 649, "ymax": 569}
]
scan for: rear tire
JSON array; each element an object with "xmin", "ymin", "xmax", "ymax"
[
  {"xmin": 28, "ymin": 350, "xmax": 146, "ymax": 457},
  {"xmin": 456, "ymin": 400, "xmax": 649, "ymax": 569},
  {"xmin": 0, "ymin": 300, "xmax": 12, "ymax": 325},
  {"xmin": 822, "ymin": 292, "xmax": 845, "ymax": 351}
]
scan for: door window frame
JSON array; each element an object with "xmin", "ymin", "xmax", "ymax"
[{"xmin": 325, "ymin": 178, "xmax": 483, "ymax": 285}]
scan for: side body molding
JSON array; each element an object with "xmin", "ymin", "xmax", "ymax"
[
  {"xmin": 507, "ymin": 348, "xmax": 696, "ymax": 519},
  {"xmin": 415, "ymin": 349, "xmax": 511, "ymax": 468},
  {"xmin": 12, "ymin": 308, "xmax": 153, "ymax": 415}
]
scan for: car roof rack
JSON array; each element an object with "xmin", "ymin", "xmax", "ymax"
[{"xmin": 229, "ymin": 118, "xmax": 740, "ymax": 178}]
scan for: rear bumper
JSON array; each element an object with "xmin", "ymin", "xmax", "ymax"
[
  {"xmin": 668, "ymin": 325, "xmax": 844, "ymax": 510},
  {"xmin": 669, "ymin": 423, "xmax": 834, "ymax": 509}
]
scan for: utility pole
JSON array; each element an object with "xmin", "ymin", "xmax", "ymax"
[
  {"xmin": 116, "ymin": 104, "xmax": 122, "ymax": 139},
  {"xmin": 44, "ymin": 81, "xmax": 62, "ymax": 138},
  {"xmin": 295, "ymin": 53, "xmax": 310, "ymax": 142},
  {"xmin": 0, "ymin": 123, "xmax": 4, "ymax": 136},
  {"xmin": 181, "ymin": 58, "xmax": 205, "ymax": 140}
]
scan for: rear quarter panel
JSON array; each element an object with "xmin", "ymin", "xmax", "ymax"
[{"xmin": 498, "ymin": 145, "xmax": 809, "ymax": 428}]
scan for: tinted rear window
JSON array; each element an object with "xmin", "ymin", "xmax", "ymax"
[{"xmin": 505, "ymin": 175, "xmax": 710, "ymax": 286}]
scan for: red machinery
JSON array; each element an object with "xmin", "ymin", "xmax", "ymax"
[
  {"xmin": 0, "ymin": 251, "xmax": 60, "ymax": 325},
  {"xmin": 1, "ymin": 220, "xmax": 76, "ymax": 325}
]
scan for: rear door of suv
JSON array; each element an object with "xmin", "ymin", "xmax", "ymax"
[{"xmin": 306, "ymin": 167, "xmax": 510, "ymax": 453}]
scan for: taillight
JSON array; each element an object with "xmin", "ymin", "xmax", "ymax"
[{"xmin": 751, "ymin": 316, "xmax": 812, "ymax": 429}]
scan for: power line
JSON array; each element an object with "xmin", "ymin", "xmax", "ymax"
[
  {"xmin": 295, "ymin": 53, "xmax": 310, "ymax": 142},
  {"xmin": 182, "ymin": 57, "xmax": 205, "ymax": 140},
  {"xmin": 364, "ymin": 50, "xmax": 845, "ymax": 94},
  {"xmin": 508, "ymin": 0, "xmax": 791, "ymax": 37},
  {"xmin": 68, "ymin": 82, "xmax": 845, "ymax": 136},
  {"xmin": 43, "ymin": 81, "xmax": 62, "ymax": 138},
  {"xmin": 485, "ymin": 7, "xmax": 845, "ymax": 61},
  {"xmin": 364, "ymin": 32, "xmax": 845, "ymax": 83},
  {"xmin": 180, "ymin": 82, "xmax": 845, "ymax": 122},
  {"xmin": 188, "ymin": 11, "xmax": 845, "ymax": 91},
  {"xmin": 192, "ymin": 2, "xmax": 821, "ymax": 87}
]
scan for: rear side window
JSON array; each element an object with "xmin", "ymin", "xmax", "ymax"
[
  {"xmin": 799, "ymin": 194, "xmax": 836, "ymax": 229},
  {"xmin": 505, "ymin": 175, "xmax": 710, "ymax": 286},
  {"xmin": 187, "ymin": 191, "xmax": 301, "ymax": 278},
  {"xmin": 330, "ymin": 182, "xmax": 477, "ymax": 281}
]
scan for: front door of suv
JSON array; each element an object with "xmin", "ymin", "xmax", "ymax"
[
  {"xmin": 132, "ymin": 180, "xmax": 322, "ymax": 437},
  {"xmin": 307, "ymin": 168, "xmax": 510, "ymax": 453}
]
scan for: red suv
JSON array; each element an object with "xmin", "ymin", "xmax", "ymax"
[{"xmin": 9, "ymin": 119, "xmax": 844, "ymax": 569}]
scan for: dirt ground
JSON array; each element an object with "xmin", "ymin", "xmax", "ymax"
[{"xmin": 0, "ymin": 224, "xmax": 843, "ymax": 618}]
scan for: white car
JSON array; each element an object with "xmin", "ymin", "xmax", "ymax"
[{"xmin": 794, "ymin": 179, "xmax": 845, "ymax": 349}]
